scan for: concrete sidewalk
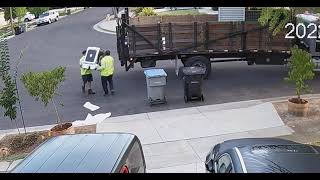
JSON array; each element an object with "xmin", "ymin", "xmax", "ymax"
[{"xmin": 96, "ymin": 100, "xmax": 294, "ymax": 173}]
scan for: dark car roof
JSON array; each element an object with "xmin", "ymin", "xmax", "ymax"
[
  {"xmin": 219, "ymin": 138, "xmax": 320, "ymax": 173},
  {"xmin": 218, "ymin": 138, "xmax": 301, "ymax": 152},
  {"xmin": 11, "ymin": 133, "xmax": 136, "ymax": 173}
]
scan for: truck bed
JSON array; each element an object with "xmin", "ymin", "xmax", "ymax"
[{"xmin": 127, "ymin": 21, "xmax": 292, "ymax": 57}]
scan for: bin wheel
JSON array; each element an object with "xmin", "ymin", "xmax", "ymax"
[
  {"xmin": 201, "ymin": 95, "xmax": 204, "ymax": 102},
  {"xmin": 184, "ymin": 95, "xmax": 188, "ymax": 103},
  {"xmin": 162, "ymin": 96, "xmax": 167, "ymax": 104}
]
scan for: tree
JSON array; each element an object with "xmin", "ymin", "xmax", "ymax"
[
  {"xmin": 285, "ymin": 46, "xmax": 315, "ymax": 102},
  {"xmin": 294, "ymin": 7, "xmax": 320, "ymax": 14},
  {"xmin": 0, "ymin": 37, "xmax": 19, "ymax": 132},
  {"xmin": 4, "ymin": 7, "xmax": 16, "ymax": 21},
  {"xmin": 27, "ymin": 7, "xmax": 49, "ymax": 18},
  {"xmin": 259, "ymin": 7, "xmax": 320, "ymax": 37},
  {"xmin": 21, "ymin": 66, "xmax": 66, "ymax": 125},
  {"xmin": 15, "ymin": 7, "xmax": 27, "ymax": 24},
  {"xmin": 258, "ymin": 7, "xmax": 291, "ymax": 36}
]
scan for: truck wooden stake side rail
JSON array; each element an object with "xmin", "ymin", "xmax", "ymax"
[{"xmin": 116, "ymin": 8, "xmax": 320, "ymax": 78}]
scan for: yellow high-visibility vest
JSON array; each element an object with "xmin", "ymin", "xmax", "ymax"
[
  {"xmin": 79, "ymin": 56, "xmax": 92, "ymax": 75},
  {"xmin": 99, "ymin": 55, "xmax": 114, "ymax": 77}
]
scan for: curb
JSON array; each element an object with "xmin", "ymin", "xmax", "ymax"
[
  {"xmin": 2, "ymin": 93, "xmax": 320, "ymax": 138},
  {"xmin": 93, "ymin": 19, "xmax": 116, "ymax": 35}
]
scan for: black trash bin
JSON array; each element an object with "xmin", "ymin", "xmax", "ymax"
[
  {"xmin": 14, "ymin": 26, "xmax": 21, "ymax": 35},
  {"xmin": 182, "ymin": 66, "xmax": 205, "ymax": 103}
]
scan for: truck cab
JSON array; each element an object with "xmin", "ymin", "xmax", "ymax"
[{"xmin": 296, "ymin": 13, "xmax": 320, "ymax": 69}]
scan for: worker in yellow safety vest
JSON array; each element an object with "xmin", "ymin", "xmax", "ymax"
[
  {"xmin": 80, "ymin": 50, "xmax": 96, "ymax": 95},
  {"xmin": 98, "ymin": 50, "xmax": 115, "ymax": 96}
]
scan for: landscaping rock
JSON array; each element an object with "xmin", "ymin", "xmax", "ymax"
[{"xmin": 0, "ymin": 147, "xmax": 9, "ymax": 158}]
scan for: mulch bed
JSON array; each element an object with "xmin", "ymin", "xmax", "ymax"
[
  {"xmin": 0, "ymin": 124, "xmax": 96, "ymax": 162},
  {"xmin": 273, "ymin": 98, "xmax": 320, "ymax": 126},
  {"xmin": 272, "ymin": 98, "xmax": 320, "ymax": 144}
]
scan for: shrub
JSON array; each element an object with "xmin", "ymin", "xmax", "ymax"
[
  {"xmin": 133, "ymin": 7, "xmax": 144, "ymax": 15},
  {"xmin": 139, "ymin": 7, "xmax": 157, "ymax": 16}
]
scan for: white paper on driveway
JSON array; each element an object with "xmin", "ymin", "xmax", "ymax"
[
  {"xmin": 73, "ymin": 112, "xmax": 112, "ymax": 126},
  {"xmin": 83, "ymin": 102, "xmax": 100, "ymax": 111}
]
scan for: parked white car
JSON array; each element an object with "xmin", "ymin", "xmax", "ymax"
[
  {"xmin": 23, "ymin": 12, "xmax": 35, "ymax": 22},
  {"xmin": 36, "ymin": 11, "xmax": 59, "ymax": 26}
]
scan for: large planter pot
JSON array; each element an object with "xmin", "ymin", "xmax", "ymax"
[
  {"xmin": 288, "ymin": 98, "xmax": 309, "ymax": 117},
  {"xmin": 48, "ymin": 122, "xmax": 75, "ymax": 137}
]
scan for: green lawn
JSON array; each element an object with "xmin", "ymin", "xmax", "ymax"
[{"xmin": 157, "ymin": 9, "xmax": 203, "ymax": 16}]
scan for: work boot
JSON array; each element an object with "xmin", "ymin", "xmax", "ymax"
[
  {"xmin": 82, "ymin": 86, "xmax": 85, "ymax": 93},
  {"xmin": 88, "ymin": 89, "xmax": 96, "ymax": 95}
]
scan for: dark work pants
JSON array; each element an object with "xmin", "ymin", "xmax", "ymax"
[{"xmin": 101, "ymin": 75, "xmax": 114, "ymax": 94}]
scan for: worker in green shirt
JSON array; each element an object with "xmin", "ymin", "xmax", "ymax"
[
  {"xmin": 80, "ymin": 50, "xmax": 95, "ymax": 95},
  {"xmin": 98, "ymin": 50, "xmax": 115, "ymax": 96}
]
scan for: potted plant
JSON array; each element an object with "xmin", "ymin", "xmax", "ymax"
[
  {"xmin": 285, "ymin": 46, "xmax": 315, "ymax": 116},
  {"xmin": 21, "ymin": 66, "xmax": 74, "ymax": 136}
]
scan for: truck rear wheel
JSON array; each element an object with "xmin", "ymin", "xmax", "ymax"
[{"xmin": 184, "ymin": 56, "xmax": 211, "ymax": 79}]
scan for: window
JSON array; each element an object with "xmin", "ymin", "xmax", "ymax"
[
  {"xmin": 217, "ymin": 153, "xmax": 234, "ymax": 173},
  {"xmin": 124, "ymin": 141, "xmax": 145, "ymax": 173},
  {"xmin": 39, "ymin": 13, "xmax": 49, "ymax": 18}
]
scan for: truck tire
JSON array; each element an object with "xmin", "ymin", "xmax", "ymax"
[{"xmin": 184, "ymin": 56, "xmax": 211, "ymax": 79}]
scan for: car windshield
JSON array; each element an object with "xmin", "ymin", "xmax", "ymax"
[{"xmin": 39, "ymin": 13, "xmax": 49, "ymax": 18}]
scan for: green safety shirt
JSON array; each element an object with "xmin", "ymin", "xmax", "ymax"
[
  {"xmin": 79, "ymin": 56, "xmax": 92, "ymax": 75},
  {"xmin": 98, "ymin": 55, "xmax": 114, "ymax": 77}
]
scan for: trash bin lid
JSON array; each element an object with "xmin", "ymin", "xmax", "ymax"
[
  {"xmin": 144, "ymin": 69, "xmax": 167, "ymax": 78},
  {"xmin": 182, "ymin": 66, "xmax": 205, "ymax": 75}
]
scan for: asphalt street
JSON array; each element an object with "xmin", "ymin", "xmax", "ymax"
[{"xmin": 2, "ymin": 7, "xmax": 320, "ymax": 130}]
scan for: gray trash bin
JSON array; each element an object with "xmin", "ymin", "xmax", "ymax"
[
  {"xmin": 20, "ymin": 23, "xmax": 26, "ymax": 33},
  {"xmin": 144, "ymin": 69, "xmax": 167, "ymax": 105}
]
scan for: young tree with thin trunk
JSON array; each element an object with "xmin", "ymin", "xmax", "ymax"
[
  {"xmin": 285, "ymin": 46, "xmax": 315, "ymax": 103},
  {"xmin": 21, "ymin": 66, "xmax": 66, "ymax": 126},
  {"xmin": 0, "ymin": 37, "xmax": 20, "ymax": 133}
]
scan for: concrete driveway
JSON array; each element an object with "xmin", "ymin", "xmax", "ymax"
[{"xmin": 97, "ymin": 101, "xmax": 293, "ymax": 172}]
